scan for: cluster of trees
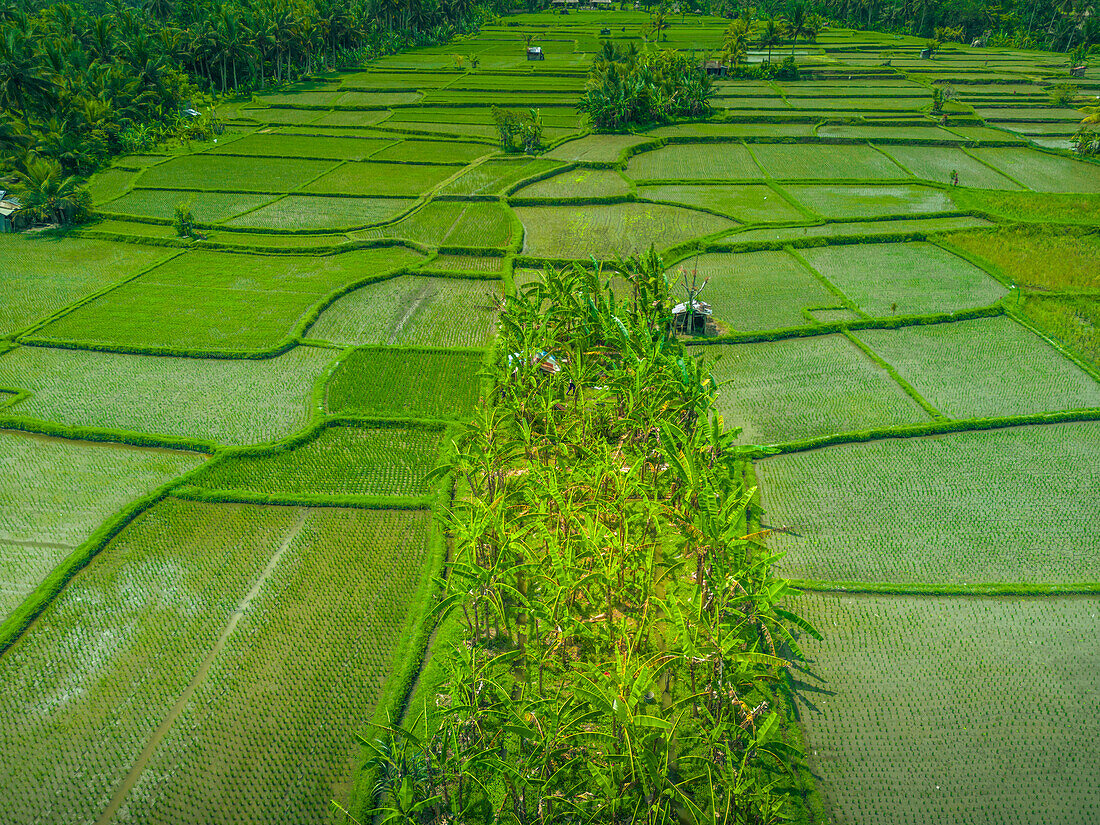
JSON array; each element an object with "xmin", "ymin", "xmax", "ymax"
[
  {"xmin": 714, "ymin": 0, "xmax": 1100, "ymax": 53},
  {"xmin": 491, "ymin": 106, "xmax": 544, "ymax": 153},
  {"xmin": 578, "ymin": 41, "xmax": 714, "ymax": 129},
  {"xmin": 362, "ymin": 251, "xmax": 816, "ymax": 824},
  {"xmin": 0, "ymin": 0, "xmax": 488, "ymax": 224}
]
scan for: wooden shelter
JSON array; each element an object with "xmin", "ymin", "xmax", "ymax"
[
  {"xmin": 0, "ymin": 191, "xmax": 24, "ymax": 233},
  {"xmin": 701, "ymin": 60, "xmax": 728, "ymax": 77},
  {"xmin": 527, "ymin": 45, "xmax": 545, "ymax": 60},
  {"xmin": 672, "ymin": 299, "xmax": 715, "ymax": 336}
]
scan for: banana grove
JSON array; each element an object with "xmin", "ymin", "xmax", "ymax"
[{"xmin": 360, "ymin": 249, "xmax": 819, "ymax": 825}]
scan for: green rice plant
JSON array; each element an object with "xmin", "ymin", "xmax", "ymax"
[
  {"xmin": 378, "ymin": 119, "xmax": 498, "ymax": 139},
  {"xmin": 646, "ymin": 122, "xmax": 815, "ymax": 138},
  {"xmin": 711, "ymin": 96, "xmax": 792, "ymax": 110},
  {"xmin": 944, "ymin": 224, "xmax": 1100, "ymax": 293},
  {"xmin": 750, "ymin": 144, "xmax": 910, "ymax": 180},
  {"xmin": 326, "ymin": 348, "xmax": 482, "ymax": 419},
  {"xmin": 815, "ymin": 125, "xmax": 962, "ymax": 141},
  {"xmin": 224, "ymin": 196, "xmax": 415, "ymax": 230},
  {"xmin": 335, "ymin": 90, "xmax": 423, "ymax": 106},
  {"xmin": 544, "ymin": 134, "xmax": 653, "ymax": 162},
  {"xmin": 302, "ymin": 161, "xmax": 456, "ymax": 196},
  {"xmin": 974, "ymin": 106, "xmax": 1083, "ymax": 121},
  {"xmin": 86, "ymin": 168, "xmax": 138, "ymax": 204},
  {"xmin": 880, "ymin": 145, "xmax": 1022, "ymax": 189},
  {"xmin": 30, "ymin": 247, "xmax": 423, "ymax": 353},
  {"xmin": 138, "ymin": 155, "xmax": 337, "ymax": 192},
  {"xmin": 854, "ymin": 316, "xmax": 1100, "ymax": 419},
  {"xmin": 109, "ymin": 507, "xmax": 437, "ymax": 825},
  {"xmin": 782, "ymin": 184, "xmax": 957, "ymax": 219},
  {"xmin": 790, "ymin": 593, "xmax": 1100, "ymax": 824},
  {"xmin": 798, "ymin": 241, "xmax": 1007, "ymax": 317},
  {"xmin": 759, "ymin": 422, "xmax": 1100, "ymax": 584},
  {"xmin": 387, "ymin": 107, "xmax": 500, "ymax": 125},
  {"xmin": 726, "ymin": 215, "xmax": 992, "ymax": 246},
  {"xmin": 371, "ymin": 140, "xmax": 493, "ymax": 164},
  {"xmin": 312, "ymin": 110, "xmax": 392, "ymax": 127},
  {"xmin": 697, "ymin": 335, "xmax": 929, "ymax": 445},
  {"xmin": 339, "ymin": 71, "xmax": 452, "ymax": 88},
  {"xmin": 513, "ymin": 168, "xmax": 630, "ymax": 199},
  {"xmin": 949, "ymin": 189, "xmax": 1100, "ymax": 223},
  {"xmin": 0, "ymin": 235, "xmax": 167, "ymax": 337},
  {"xmin": 672, "ymin": 251, "xmax": 836, "ymax": 331},
  {"xmin": 639, "ymin": 183, "xmax": 806, "ymax": 222},
  {"xmin": 0, "ymin": 345, "xmax": 333, "ymax": 445},
  {"xmin": 516, "ymin": 202, "xmax": 733, "ymax": 259},
  {"xmin": 444, "ymin": 201, "xmax": 516, "ymax": 248},
  {"xmin": 785, "ymin": 96, "xmax": 926, "ymax": 111},
  {"xmin": 423, "ymin": 253, "xmax": 505, "ymax": 273},
  {"xmin": 193, "ymin": 425, "xmax": 443, "ymax": 498},
  {"xmin": 969, "ymin": 147, "xmax": 1100, "ymax": 192},
  {"xmin": 355, "ymin": 200, "xmax": 465, "ymax": 246},
  {"xmin": 1017, "ymin": 293, "xmax": 1100, "ymax": 369},
  {"xmin": 624, "ymin": 143, "xmax": 762, "ymax": 181},
  {"xmin": 944, "ymin": 124, "xmax": 1026, "ymax": 143},
  {"xmin": 253, "ymin": 87, "xmax": 343, "ymax": 107},
  {"xmin": 242, "ymin": 107, "xmax": 324, "ymax": 126},
  {"xmin": 208, "ymin": 133, "xmax": 394, "ymax": 160},
  {"xmin": 307, "ymin": 274, "xmax": 501, "ymax": 348},
  {"xmin": 0, "ymin": 431, "xmax": 203, "ymax": 618},
  {"xmin": 115, "ymin": 154, "xmax": 170, "ymax": 168},
  {"xmin": 100, "ymin": 189, "xmax": 276, "ymax": 222},
  {"xmin": 0, "ymin": 499, "xmax": 303, "ymax": 825},
  {"xmin": 437, "ymin": 157, "xmax": 562, "ymax": 195}
]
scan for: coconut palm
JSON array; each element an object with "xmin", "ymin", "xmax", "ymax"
[
  {"xmin": 759, "ymin": 16, "xmax": 782, "ymax": 63},
  {"xmin": 14, "ymin": 156, "xmax": 90, "ymax": 224}
]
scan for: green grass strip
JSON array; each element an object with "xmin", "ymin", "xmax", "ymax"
[
  {"xmin": 787, "ymin": 579, "xmax": 1100, "ymax": 596},
  {"xmin": 738, "ymin": 407, "xmax": 1100, "ymax": 457},
  {"xmin": 692, "ymin": 304, "xmax": 1003, "ymax": 346},
  {"xmin": 0, "ymin": 416, "xmax": 220, "ymax": 453},
  {"xmin": 170, "ymin": 486, "xmax": 433, "ymax": 510}
]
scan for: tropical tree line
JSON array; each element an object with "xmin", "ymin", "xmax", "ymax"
[
  {"xmin": 710, "ymin": 0, "xmax": 1100, "ymax": 54},
  {"xmin": 361, "ymin": 251, "xmax": 818, "ymax": 824},
  {"xmin": 0, "ymin": 0, "xmax": 490, "ymax": 223},
  {"xmin": 578, "ymin": 41, "xmax": 714, "ymax": 130}
]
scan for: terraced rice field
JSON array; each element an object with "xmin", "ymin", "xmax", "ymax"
[{"xmin": 3, "ymin": 9, "xmax": 1098, "ymax": 825}]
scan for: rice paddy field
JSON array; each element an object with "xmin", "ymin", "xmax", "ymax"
[{"xmin": 1, "ymin": 8, "xmax": 1098, "ymax": 825}]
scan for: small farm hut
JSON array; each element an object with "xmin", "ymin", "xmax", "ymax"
[
  {"xmin": 701, "ymin": 60, "xmax": 728, "ymax": 77},
  {"xmin": 592, "ymin": 0, "xmax": 614, "ymax": 7},
  {"xmin": 0, "ymin": 191, "xmax": 24, "ymax": 233},
  {"xmin": 1071, "ymin": 64, "xmax": 1087, "ymax": 78},
  {"xmin": 672, "ymin": 298, "xmax": 714, "ymax": 336},
  {"xmin": 527, "ymin": 45, "xmax": 545, "ymax": 60}
]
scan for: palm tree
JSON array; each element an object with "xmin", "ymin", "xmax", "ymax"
[
  {"xmin": 784, "ymin": 0, "xmax": 810, "ymax": 56},
  {"xmin": 722, "ymin": 17, "xmax": 752, "ymax": 64},
  {"xmin": 759, "ymin": 16, "xmax": 782, "ymax": 63},
  {"xmin": 15, "ymin": 157, "xmax": 90, "ymax": 224},
  {"xmin": 0, "ymin": 30, "xmax": 56, "ymax": 129}
]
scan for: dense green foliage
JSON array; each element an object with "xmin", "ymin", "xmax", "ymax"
[
  {"xmin": 0, "ymin": 0, "xmax": 489, "ymax": 221},
  {"xmin": 723, "ymin": 0, "xmax": 1100, "ymax": 51},
  {"xmin": 363, "ymin": 254, "xmax": 815, "ymax": 824},
  {"xmin": 578, "ymin": 41, "xmax": 714, "ymax": 130}
]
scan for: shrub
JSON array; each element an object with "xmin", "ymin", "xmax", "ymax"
[
  {"xmin": 173, "ymin": 201, "xmax": 196, "ymax": 238},
  {"xmin": 491, "ymin": 107, "xmax": 544, "ymax": 154},
  {"xmin": 1050, "ymin": 82, "xmax": 1078, "ymax": 106}
]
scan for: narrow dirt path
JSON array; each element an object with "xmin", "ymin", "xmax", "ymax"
[{"xmin": 95, "ymin": 509, "xmax": 308, "ymax": 825}]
